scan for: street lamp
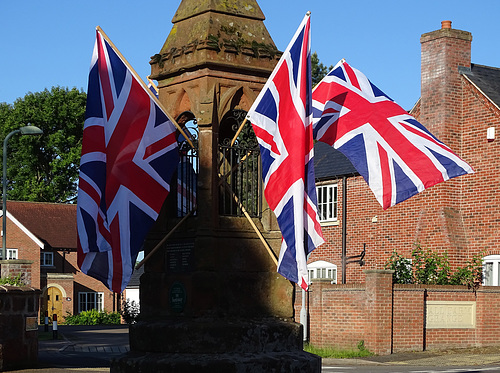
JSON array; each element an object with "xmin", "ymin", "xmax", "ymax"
[{"xmin": 2, "ymin": 125, "xmax": 43, "ymax": 261}]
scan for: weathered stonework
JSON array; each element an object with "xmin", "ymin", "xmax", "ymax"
[{"xmin": 111, "ymin": 0, "xmax": 320, "ymax": 371}]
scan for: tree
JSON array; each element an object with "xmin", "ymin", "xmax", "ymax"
[
  {"xmin": 1, "ymin": 87, "xmax": 86, "ymax": 203},
  {"xmin": 311, "ymin": 52, "xmax": 333, "ymax": 87}
]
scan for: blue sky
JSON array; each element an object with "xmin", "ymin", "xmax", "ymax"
[{"xmin": 1, "ymin": 1, "xmax": 499, "ymax": 110}]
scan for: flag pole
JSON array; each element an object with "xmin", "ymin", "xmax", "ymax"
[
  {"xmin": 147, "ymin": 76, "xmax": 159, "ymax": 96},
  {"xmin": 96, "ymin": 26, "xmax": 194, "ymax": 149},
  {"xmin": 217, "ymin": 149, "xmax": 254, "ymax": 187},
  {"xmin": 230, "ymin": 117, "xmax": 248, "ymax": 147},
  {"xmin": 219, "ymin": 175, "xmax": 278, "ymax": 266},
  {"xmin": 135, "ymin": 205, "xmax": 197, "ymax": 269}
]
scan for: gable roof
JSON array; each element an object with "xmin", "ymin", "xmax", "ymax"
[
  {"xmin": 461, "ymin": 63, "xmax": 500, "ymax": 109},
  {"xmin": 314, "ymin": 141, "xmax": 359, "ymax": 180},
  {"xmin": 5, "ymin": 201, "xmax": 77, "ymax": 250}
]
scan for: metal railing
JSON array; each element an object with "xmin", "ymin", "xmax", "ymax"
[{"xmin": 218, "ymin": 143, "xmax": 262, "ymax": 218}]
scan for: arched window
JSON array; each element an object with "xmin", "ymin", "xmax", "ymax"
[
  {"xmin": 483, "ymin": 255, "xmax": 500, "ymax": 286},
  {"xmin": 176, "ymin": 111, "xmax": 198, "ymax": 217},
  {"xmin": 307, "ymin": 260, "xmax": 338, "ymax": 284},
  {"xmin": 218, "ymin": 109, "xmax": 262, "ymax": 217}
]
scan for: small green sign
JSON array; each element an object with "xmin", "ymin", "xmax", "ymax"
[{"xmin": 169, "ymin": 281, "xmax": 187, "ymax": 313}]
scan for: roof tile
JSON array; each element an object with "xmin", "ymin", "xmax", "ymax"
[{"xmin": 6, "ymin": 201, "xmax": 76, "ymax": 250}]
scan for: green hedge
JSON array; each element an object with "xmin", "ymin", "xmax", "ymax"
[{"xmin": 63, "ymin": 309, "xmax": 121, "ymax": 325}]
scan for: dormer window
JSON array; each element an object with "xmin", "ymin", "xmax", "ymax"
[{"xmin": 316, "ymin": 184, "xmax": 338, "ymax": 224}]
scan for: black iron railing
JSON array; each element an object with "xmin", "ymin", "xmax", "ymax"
[{"xmin": 218, "ymin": 143, "xmax": 262, "ymax": 218}]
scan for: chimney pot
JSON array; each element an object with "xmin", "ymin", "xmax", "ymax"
[{"xmin": 441, "ymin": 20, "xmax": 452, "ymax": 29}]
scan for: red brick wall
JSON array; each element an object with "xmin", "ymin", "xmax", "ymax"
[
  {"xmin": 0, "ymin": 260, "xmax": 33, "ymax": 286},
  {"xmin": 424, "ymin": 288, "xmax": 476, "ymax": 350},
  {"xmin": 476, "ymin": 288, "xmax": 500, "ymax": 345},
  {"xmin": 392, "ymin": 286, "xmax": 425, "ymax": 351},
  {"xmin": 296, "ymin": 280, "xmax": 367, "ymax": 350},
  {"xmin": 3, "ymin": 217, "xmax": 41, "ymax": 288},
  {"xmin": 295, "ymin": 271, "xmax": 500, "ymax": 354}
]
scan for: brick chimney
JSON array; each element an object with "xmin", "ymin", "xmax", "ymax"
[
  {"xmin": 420, "ymin": 20, "xmax": 472, "ymax": 151},
  {"xmin": 416, "ymin": 21, "xmax": 472, "ymax": 261}
]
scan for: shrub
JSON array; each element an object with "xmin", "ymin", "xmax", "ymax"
[
  {"xmin": 412, "ymin": 244, "xmax": 450, "ymax": 285},
  {"xmin": 449, "ymin": 251, "xmax": 484, "ymax": 289},
  {"xmin": 0, "ymin": 273, "xmax": 25, "ymax": 286},
  {"xmin": 120, "ymin": 299, "xmax": 140, "ymax": 325},
  {"xmin": 385, "ymin": 244, "xmax": 484, "ymax": 288},
  {"xmin": 385, "ymin": 250, "xmax": 413, "ymax": 284},
  {"xmin": 63, "ymin": 309, "xmax": 121, "ymax": 325}
]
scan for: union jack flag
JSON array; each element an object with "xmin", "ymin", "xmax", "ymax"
[
  {"xmin": 312, "ymin": 60, "xmax": 473, "ymax": 209},
  {"xmin": 146, "ymin": 79, "xmax": 197, "ymax": 217},
  {"xmin": 246, "ymin": 13, "xmax": 324, "ymax": 290},
  {"xmin": 76, "ymin": 28, "xmax": 179, "ymax": 293}
]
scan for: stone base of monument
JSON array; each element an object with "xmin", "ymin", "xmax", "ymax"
[{"xmin": 110, "ymin": 318, "xmax": 321, "ymax": 372}]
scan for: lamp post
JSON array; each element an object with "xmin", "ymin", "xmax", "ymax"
[{"xmin": 2, "ymin": 125, "xmax": 43, "ymax": 261}]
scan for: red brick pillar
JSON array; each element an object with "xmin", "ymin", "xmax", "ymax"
[
  {"xmin": 306, "ymin": 280, "xmax": 326, "ymax": 347},
  {"xmin": 0, "ymin": 260, "xmax": 33, "ymax": 286},
  {"xmin": 364, "ymin": 269, "xmax": 393, "ymax": 355}
]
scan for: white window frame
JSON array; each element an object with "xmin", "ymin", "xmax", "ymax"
[
  {"xmin": 40, "ymin": 252, "xmax": 54, "ymax": 267},
  {"xmin": 483, "ymin": 255, "xmax": 500, "ymax": 286},
  {"xmin": 78, "ymin": 292, "xmax": 104, "ymax": 313},
  {"xmin": 316, "ymin": 184, "xmax": 338, "ymax": 224},
  {"xmin": 0, "ymin": 248, "xmax": 18, "ymax": 260},
  {"xmin": 307, "ymin": 260, "xmax": 337, "ymax": 284}
]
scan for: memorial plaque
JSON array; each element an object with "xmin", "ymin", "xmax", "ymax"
[
  {"xmin": 165, "ymin": 241, "xmax": 194, "ymax": 273},
  {"xmin": 26, "ymin": 316, "xmax": 38, "ymax": 331},
  {"xmin": 426, "ymin": 301, "xmax": 476, "ymax": 329},
  {"xmin": 169, "ymin": 281, "xmax": 187, "ymax": 313}
]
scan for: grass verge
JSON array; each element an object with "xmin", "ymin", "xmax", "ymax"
[{"xmin": 304, "ymin": 343, "xmax": 373, "ymax": 359}]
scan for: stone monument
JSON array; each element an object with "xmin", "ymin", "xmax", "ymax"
[{"xmin": 111, "ymin": 1, "xmax": 321, "ymax": 371}]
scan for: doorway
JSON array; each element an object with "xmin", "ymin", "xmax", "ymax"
[{"xmin": 47, "ymin": 286, "xmax": 63, "ymax": 322}]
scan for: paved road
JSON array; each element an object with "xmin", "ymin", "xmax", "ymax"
[
  {"xmin": 5, "ymin": 325, "xmax": 500, "ymax": 372},
  {"xmin": 35, "ymin": 325, "xmax": 129, "ymax": 372}
]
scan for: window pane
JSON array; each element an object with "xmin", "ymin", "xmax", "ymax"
[
  {"xmin": 316, "ymin": 185, "xmax": 338, "ymax": 222},
  {"xmin": 333, "ymin": 186, "xmax": 338, "ymax": 219},
  {"xmin": 97, "ymin": 293, "xmax": 103, "ymax": 311},
  {"xmin": 79, "ymin": 293, "xmax": 86, "ymax": 312},
  {"xmin": 484, "ymin": 262, "xmax": 493, "ymax": 286}
]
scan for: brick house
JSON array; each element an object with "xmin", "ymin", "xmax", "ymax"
[
  {"xmin": 0, "ymin": 201, "xmax": 121, "ymax": 321},
  {"xmin": 306, "ymin": 20, "xmax": 500, "ymax": 285},
  {"xmin": 293, "ymin": 20, "xmax": 500, "ymax": 354}
]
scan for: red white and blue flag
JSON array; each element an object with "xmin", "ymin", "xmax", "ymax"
[
  {"xmin": 312, "ymin": 60, "xmax": 474, "ymax": 210},
  {"xmin": 76, "ymin": 28, "xmax": 179, "ymax": 293},
  {"xmin": 246, "ymin": 13, "xmax": 324, "ymax": 290}
]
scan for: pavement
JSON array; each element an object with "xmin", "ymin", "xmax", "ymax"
[
  {"xmin": 4, "ymin": 325, "xmax": 500, "ymax": 372},
  {"xmin": 323, "ymin": 345, "xmax": 500, "ymax": 368}
]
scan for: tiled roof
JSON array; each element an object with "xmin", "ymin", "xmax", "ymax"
[
  {"xmin": 314, "ymin": 141, "xmax": 359, "ymax": 180},
  {"xmin": 127, "ymin": 265, "xmax": 144, "ymax": 288},
  {"xmin": 6, "ymin": 201, "xmax": 77, "ymax": 250},
  {"xmin": 461, "ymin": 64, "xmax": 500, "ymax": 108}
]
